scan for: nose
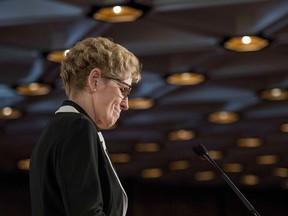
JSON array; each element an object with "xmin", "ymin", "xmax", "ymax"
[{"xmin": 120, "ymin": 97, "xmax": 129, "ymax": 110}]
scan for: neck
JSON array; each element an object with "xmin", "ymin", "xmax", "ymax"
[{"xmin": 69, "ymin": 91, "xmax": 94, "ymax": 120}]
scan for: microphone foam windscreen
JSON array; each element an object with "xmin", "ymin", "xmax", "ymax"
[{"xmin": 192, "ymin": 144, "xmax": 208, "ymax": 156}]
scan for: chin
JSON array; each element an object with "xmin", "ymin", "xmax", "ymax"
[
  {"xmin": 99, "ymin": 125, "xmax": 113, "ymax": 130},
  {"xmin": 95, "ymin": 116, "xmax": 117, "ymax": 129},
  {"xmin": 98, "ymin": 120, "xmax": 117, "ymax": 130}
]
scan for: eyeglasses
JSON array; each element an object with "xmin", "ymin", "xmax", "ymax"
[{"xmin": 102, "ymin": 75, "xmax": 132, "ymax": 98}]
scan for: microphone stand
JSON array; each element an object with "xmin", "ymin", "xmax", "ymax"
[{"xmin": 193, "ymin": 144, "xmax": 261, "ymax": 216}]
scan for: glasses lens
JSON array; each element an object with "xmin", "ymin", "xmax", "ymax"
[
  {"xmin": 102, "ymin": 75, "xmax": 132, "ymax": 98},
  {"xmin": 121, "ymin": 87, "xmax": 131, "ymax": 98}
]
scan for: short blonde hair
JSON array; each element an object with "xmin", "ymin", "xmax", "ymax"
[{"xmin": 60, "ymin": 37, "xmax": 141, "ymax": 96}]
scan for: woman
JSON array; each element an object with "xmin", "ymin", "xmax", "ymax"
[{"xmin": 29, "ymin": 37, "xmax": 141, "ymax": 216}]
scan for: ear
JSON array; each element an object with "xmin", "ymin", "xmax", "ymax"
[{"xmin": 87, "ymin": 68, "xmax": 101, "ymax": 93}]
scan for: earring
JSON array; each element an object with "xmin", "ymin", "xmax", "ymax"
[{"xmin": 93, "ymin": 80, "xmax": 97, "ymax": 92}]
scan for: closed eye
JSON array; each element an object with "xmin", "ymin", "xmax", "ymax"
[{"xmin": 119, "ymin": 87, "xmax": 130, "ymax": 98}]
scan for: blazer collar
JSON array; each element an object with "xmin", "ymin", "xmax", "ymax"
[{"xmin": 55, "ymin": 100, "xmax": 100, "ymax": 130}]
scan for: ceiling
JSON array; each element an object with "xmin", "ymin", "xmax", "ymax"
[{"xmin": 1, "ymin": 0, "xmax": 288, "ymax": 190}]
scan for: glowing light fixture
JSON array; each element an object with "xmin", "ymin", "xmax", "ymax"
[
  {"xmin": 255, "ymin": 154, "xmax": 279, "ymax": 165},
  {"xmin": 110, "ymin": 153, "xmax": 131, "ymax": 163},
  {"xmin": 194, "ymin": 170, "xmax": 215, "ymax": 181},
  {"xmin": 47, "ymin": 50, "xmax": 69, "ymax": 63},
  {"xmin": 166, "ymin": 72, "xmax": 205, "ymax": 85},
  {"xmin": 168, "ymin": 129, "xmax": 195, "ymax": 141},
  {"xmin": 260, "ymin": 88, "xmax": 288, "ymax": 100},
  {"xmin": 141, "ymin": 168, "xmax": 163, "ymax": 178},
  {"xmin": 208, "ymin": 150, "xmax": 224, "ymax": 160},
  {"xmin": 135, "ymin": 142, "xmax": 159, "ymax": 152},
  {"xmin": 223, "ymin": 35, "xmax": 269, "ymax": 52},
  {"xmin": 89, "ymin": 2, "xmax": 150, "ymax": 23},
  {"xmin": 272, "ymin": 167, "xmax": 288, "ymax": 178},
  {"xmin": 16, "ymin": 82, "xmax": 52, "ymax": 96},
  {"xmin": 208, "ymin": 111, "xmax": 239, "ymax": 124},
  {"xmin": 0, "ymin": 107, "xmax": 22, "ymax": 119},
  {"xmin": 169, "ymin": 160, "xmax": 190, "ymax": 171},
  {"xmin": 237, "ymin": 137, "xmax": 263, "ymax": 148},
  {"xmin": 240, "ymin": 174, "xmax": 260, "ymax": 185},
  {"xmin": 128, "ymin": 98, "xmax": 154, "ymax": 109},
  {"xmin": 17, "ymin": 159, "xmax": 30, "ymax": 170},
  {"xmin": 280, "ymin": 123, "xmax": 288, "ymax": 133}
]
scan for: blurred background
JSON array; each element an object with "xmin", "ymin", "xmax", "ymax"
[{"xmin": 1, "ymin": 0, "xmax": 288, "ymax": 215}]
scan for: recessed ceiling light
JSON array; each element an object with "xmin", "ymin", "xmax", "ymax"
[
  {"xmin": 208, "ymin": 111, "xmax": 239, "ymax": 124},
  {"xmin": 110, "ymin": 153, "xmax": 131, "ymax": 163},
  {"xmin": 169, "ymin": 160, "xmax": 190, "ymax": 171},
  {"xmin": 168, "ymin": 129, "xmax": 195, "ymax": 141},
  {"xmin": 16, "ymin": 82, "xmax": 52, "ymax": 96},
  {"xmin": 260, "ymin": 88, "xmax": 288, "ymax": 100},
  {"xmin": 208, "ymin": 150, "xmax": 223, "ymax": 160},
  {"xmin": 240, "ymin": 174, "xmax": 260, "ymax": 185},
  {"xmin": 223, "ymin": 35, "xmax": 269, "ymax": 52},
  {"xmin": 128, "ymin": 98, "xmax": 154, "ymax": 109},
  {"xmin": 222, "ymin": 163, "xmax": 243, "ymax": 173},
  {"xmin": 255, "ymin": 154, "xmax": 279, "ymax": 165},
  {"xmin": 166, "ymin": 72, "xmax": 205, "ymax": 85},
  {"xmin": 135, "ymin": 142, "xmax": 160, "ymax": 152},
  {"xmin": 46, "ymin": 50, "xmax": 67, "ymax": 63},
  {"xmin": 17, "ymin": 159, "xmax": 30, "ymax": 170},
  {"xmin": 280, "ymin": 123, "xmax": 288, "ymax": 133},
  {"xmin": 272, "ymin": 167, "xmax": 288, "ymax": 178},
  {"xmin": 89, "ymin": 2, "xmax": 150, "ymax": 23},
  {"xmin": 237, "ymin": 137, "xmax": 263, "ymax": 148},
  {"xmin": 194, "ymin": 170, "xmax": 215, "ymax": 181},
  {"xmin": 0, "ymin": 107, "xmax": 22, "ymax": 120},
  {"xmin": 141, "ymin": 168, "xmax": 163, "ymax": 178}
]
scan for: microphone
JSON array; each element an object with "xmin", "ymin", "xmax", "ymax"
[{"xmin": 192, "ymin": 144, "xmax": 261, "ymax": 216}]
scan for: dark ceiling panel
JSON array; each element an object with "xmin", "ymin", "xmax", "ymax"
[{"xmin": 0, "ymin": 0, "xmax": 287, "ymax": 190}]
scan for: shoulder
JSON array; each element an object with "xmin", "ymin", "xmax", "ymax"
[
  {"xmin": 54, "ymin": 113, "xmax": 101, "ymax": 155},
  {"xmin": 56, "ymin": 112, "xmax": 95, "ymax": 128}
]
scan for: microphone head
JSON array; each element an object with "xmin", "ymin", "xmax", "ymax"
[{"xmin": 192, "ymin": 144, "xmax": 209, "ymax": 156}]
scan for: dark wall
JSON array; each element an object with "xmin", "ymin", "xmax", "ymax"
[
  {"xmin": 126, "ymin": 181, "xmax": 288, "ymax": 216},
  {"xmin": 1, "ymin": 172, "xmax": 287, "ymax": 216},
  {"xmin": 0, "ymin": 172, "xmax": 31, "ymax": 216}
]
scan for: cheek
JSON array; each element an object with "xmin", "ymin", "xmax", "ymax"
[
  {"xmin": 101, "ymin": 88, "xmax": 122, "ymax": 111},
  {"xmin": 105, "ymin": 98, "xmax": 120, "ymax": 113}
]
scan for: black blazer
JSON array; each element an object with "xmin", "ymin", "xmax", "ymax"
[{"xmin": 30, "ymin": 100, "xmax": 127, "ymax": 216}]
